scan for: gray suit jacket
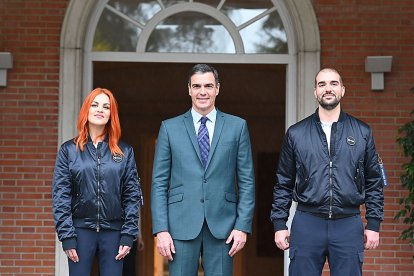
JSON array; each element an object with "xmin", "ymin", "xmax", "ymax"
[{"xmin": 151, "ymin": 109, "xmax": 255, "ymax": 240}]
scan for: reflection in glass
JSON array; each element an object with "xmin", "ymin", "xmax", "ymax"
[
  {"xmin": 93, "ymin": 8, "xmax": 140, "ymax": 51},
  {"xmin": 108, "ymin": 0, "xmax": 161, "ymax": 24},
  {"xmin": 221, "ymin": 0, "xmax": 272, "ymax": 26},
  {"xmin": 146, "ymin": 12, "xmax": 235, "ymax": 53},
  {"xmin": 240, "ymin": 12, "xmax": 287, "ymax": 54}
]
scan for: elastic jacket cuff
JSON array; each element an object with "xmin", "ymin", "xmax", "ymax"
[
  {"xmin": 273, "ymin": 219, "xmax": 288, "ymax": 232},
  {"xmin": 120, "ymin": 234, "xmax": 134, "ymax": 248},
  {"xmin": 366, "ymin": 218, "xmax": 381, "ymax": 232},
  {"xmin": 62, "ymin": 237, "xmax": 77, "ymax": 251}
]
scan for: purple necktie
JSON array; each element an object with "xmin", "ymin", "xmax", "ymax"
[{"xmin": 198, "ymin": 117, "xmax": 210, "ymax": 167}]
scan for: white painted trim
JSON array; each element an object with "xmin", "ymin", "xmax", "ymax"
[
  {"xmin": 57, "ymin": 0, "xmax": 100, "ymax": 274},
  {"xmin": 89, "ymin": 52, "xmax": 292, "ymax": 63},
  {"xmin": 281, "ymin": 1, "xmax": 320, "ymax": 275},
  {"xmin": 83, "ymin": 0, "xmax": 107, "ymax": 95}
]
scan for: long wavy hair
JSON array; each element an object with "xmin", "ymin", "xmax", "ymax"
[{"xmin": 74, "ymin": 88, "xmax": 123, "ymax": 156}]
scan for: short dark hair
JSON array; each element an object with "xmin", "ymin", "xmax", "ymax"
[{"xmin": 188, "ymin": 64, "xmax": 220, "ymax": 86}]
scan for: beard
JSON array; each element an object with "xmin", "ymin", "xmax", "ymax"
[{"xmin": 318, "ymin": 93, "xmax": 340, "ymax": 110}]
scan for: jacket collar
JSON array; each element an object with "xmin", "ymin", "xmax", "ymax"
[
  {"xmin": 87, "ymin": 133, "xmax": 109, "ymax": 143},
  {"xmin": 314, "ymin": 108, "xmax": 346, "ymax": 123}
]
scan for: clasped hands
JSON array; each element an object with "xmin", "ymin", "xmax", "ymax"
[{"xmin": 156, "ymin": 229, "xmax": 247, "ymax": 261}]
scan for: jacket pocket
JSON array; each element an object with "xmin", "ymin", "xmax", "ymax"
[
  {"xmin": 225, "ymin": 192, "xmax": 237, "ymax": 203},
  {"xmin": 71, "ymin": 180, "xmax": 81, "ymax": 213},
  {"xmin": 358, "ymin": 251, "xmax": 364, "ymax": 263},
  {"xmin": 168, "ymin": 193, "xmax": 183, "ymax": 205},
  {"xmin": 289, "ymin": 248, "xmax": 296, "ymax": 260},
  {"xmin": 295, "ymin": 164, "xmax": 309, "ymax": 195},
  {"xmin": 354, "ymin": 159, "xmax": 365, "ymax": 193}
]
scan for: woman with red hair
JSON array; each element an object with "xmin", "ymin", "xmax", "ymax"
[{"xmin": 52, "ymin": 88, "xmax": 143, "ymax": 276}]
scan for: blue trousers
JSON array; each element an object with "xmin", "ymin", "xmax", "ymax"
[
  {"xmin": 122, "ymin": 240, "xmax": 138, "ymax": 276},
  {"xmin": 289, "ymin": 211, "xmax": 364, "ymax": 276},
  {"xmin": 68, "ymin": 228, "xmax": 123, "ymax": 276},
  {"xmin": 169, "ymin": 222, "xmax": 233, "ymax": 276}
]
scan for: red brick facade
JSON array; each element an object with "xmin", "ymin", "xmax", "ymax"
[
  {"xmin": 0, "ymin": 1, "xmax": 413, "ymax": 275},
  {"xmin": 314, "ymin": 1, "xmax": 414, "ymax": 274},
  {"xmin": 1, "ymin": 1, "xmax": 67, "ymax": 275}
]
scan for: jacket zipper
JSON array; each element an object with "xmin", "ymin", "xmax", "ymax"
[
  {"xmin": 329, "ymin": 161, "xmax": 333, "ymax": 218},
  {"xmin": 320, "ymin": 120, "xmax": 335, "ymax": 219},
  {"xmin": 96, "ymin": 143, "xmax": 101, "ymax": 232},
  {"xmin": 328, "ymin": 123, "xmax": 337, "ymax": 219}
]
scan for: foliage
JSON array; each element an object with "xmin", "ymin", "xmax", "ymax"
[
  {"xmin": 395, "ymin": 109, "xmax": 414, "ymax": 246},
  {"xmin": 254, "ymin": 12, "xmax": 288, "ymax": 54}
]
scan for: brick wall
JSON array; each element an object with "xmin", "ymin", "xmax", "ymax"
[
  {"xmin": 0, "ymin": 0, "xmax": 413, "ymax": 275},
  {"xmin": 0, "ymin": 1, "xmax": 68, "ymax": 275},
  {"xmin": 314, "ymin": 0, "xmax": 414, "ymax": 275}
]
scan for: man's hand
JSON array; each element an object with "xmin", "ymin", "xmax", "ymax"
[
  {"xmin": 116, "ymin": 245, "xmax": 131, "ymax": 260},
  {"xmin": 364, "ymin": 229, "xmax": 380, "ymax": 250},
  {"xmin": 156, "ymin": 231, "xmax": 175, "ymax": 261},
  {"xmin": 65, "ymin": 248, "xmax": 79, "ymax": 263},
  {"xmin": 226, "ymin": 230, "xmax": 247, "ymax": 257},
  {"xmin": 274, "ymin": 230, "xmax": 290, "ymax": 250}
]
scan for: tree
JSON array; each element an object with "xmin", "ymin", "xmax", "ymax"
[{"xmin": 395, "ymin": 88, "xmax": 414, "ymax": 247}]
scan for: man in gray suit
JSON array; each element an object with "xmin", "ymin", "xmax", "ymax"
[{"xmin": 151, "ymin": 64, "xmax": 255, "ymax": 275}]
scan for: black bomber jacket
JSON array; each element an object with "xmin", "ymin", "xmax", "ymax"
[
  {"xmin": 271, "ymin": 109, "xmax": 384, "ymax": 232},
  {"xmin": 52, "ymin": 137, "xmax": 143, "ymax": 250}
]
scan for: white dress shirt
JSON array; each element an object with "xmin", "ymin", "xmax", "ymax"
[{"xmin": 191, "ymin": 108, "xmax": 217, "ymax": 146}]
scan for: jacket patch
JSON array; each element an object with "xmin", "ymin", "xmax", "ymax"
[
  {"xmin": 346, "ymin": 136, "xmax": 356, "ymax": 146},
  {"xmin": 112, "ymin": 154, "xmax": 123, "ymax": 163}
]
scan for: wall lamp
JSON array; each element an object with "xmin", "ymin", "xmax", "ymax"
[
  {"xmin": 365, "ymin": 56, "xmax": 393, "ymax": 91},
  {"xmin": 0, "ymin": 52, "xmax": 13, "ymax": 87}
]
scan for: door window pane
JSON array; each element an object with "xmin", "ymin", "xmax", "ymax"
[
  {"xmin": 93, "ymin": 8, "xmax": 140, "ymax": 51},
  {"xmin": 221, "ymin": 0, "xmax": 272, "ymax": 27},
  {"xmin": 92, "ymin": 0, "xmax": 288, "ymax": 54},
  {"xmin": 240, "ymin": 12, "xmax": 287, "ymax": 54},
  {"xmin": 146, "ymin": 12, "xmax": 235, "ymax": 53},
  {"xmin": 107, "ymin": 0, "xmax": 161, "ymax": 24}
]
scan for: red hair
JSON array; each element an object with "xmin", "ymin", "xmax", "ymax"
[{"xmin": 74, "ymin": 88, "xmax": 123, "ymax": 156}]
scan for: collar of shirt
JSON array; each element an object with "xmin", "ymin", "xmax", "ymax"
[{"xmin": 191, "ymin": 108, "xmax": 216, "ymax": 142}]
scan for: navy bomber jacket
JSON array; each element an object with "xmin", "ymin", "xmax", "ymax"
[
  {"xmin": 271, "ymin": 109, "xmax": 384, "ymax": 232},
  {"xmin": 52, "ymin": 136, "xmax": 143, "ymax": 250}
]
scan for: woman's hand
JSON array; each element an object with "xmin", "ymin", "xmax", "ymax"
[{"xmin": 65, "ymin": 249, "xmax": 79, "ymax": 263}]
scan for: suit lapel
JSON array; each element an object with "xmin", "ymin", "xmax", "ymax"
[
  {"xmin": 205, "ymin": 110, "xmax": 224, "ymax": 169},
  {"xmin": 183, "ymin": 110, "xmax": 203, "ymax": 164}
]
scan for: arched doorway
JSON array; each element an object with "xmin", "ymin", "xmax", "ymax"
[{"xmin": 57, "ymin": 1, "xmax": 320, "ymax": 275}]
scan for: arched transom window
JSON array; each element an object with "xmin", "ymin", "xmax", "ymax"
[{"xmin": 92, "ymin": 0, "xmax": 288, "ymax": 54}]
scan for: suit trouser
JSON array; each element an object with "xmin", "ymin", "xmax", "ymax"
[
  {"xmin": 169, "ymin": 221, "xmax": 233, "ymax": 276},
  {"xmin": 289, "ymin": 211, "xmax": 364, "ymax": 276},
  {"xmin": 68, "ymin": 228, "xmax": 123, "ymax": 276}
]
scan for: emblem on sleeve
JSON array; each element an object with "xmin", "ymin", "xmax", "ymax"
[
  {"xmin": 112, "ymin": 154, "xmax": 123, "ymax": 162},
  {"xmin": 346, "ymin": 136, "xmax": 356, "ymax": 146}
]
